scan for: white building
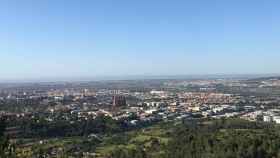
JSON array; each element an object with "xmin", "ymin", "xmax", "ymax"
[
  {"xmin": 273, "ymin": 116, "xmax": 280, "ymax": 124},
  {"xmin": 263, "ymin": 115, "xmax": 272, "ymax": 122}
]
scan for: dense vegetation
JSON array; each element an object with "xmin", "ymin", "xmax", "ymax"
[
  {"xmin": 106, "ymin": 119, "xmax": 280, "ymax": 158},
  {"xmin": 0, "ymin": 118, "xmax": 16, "ymax": 158},
  {"xmin": 3, "ymin": 117, "xmax": 280, "ymax": 158},
  {"xmin": 19, "ymin": 115, "xmax": 123, "ymax": 138},
  {"xmin": 166, "ymin": 120, "xmax": 280, "ymax": 158},
  {"xmin": 8, "ymin": 113, "xmax": 141, "ymax": 139}
]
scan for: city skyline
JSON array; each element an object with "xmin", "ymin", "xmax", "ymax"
[{"xmin": 1, "ymin": 0, "xmax": 280, "ymax": 80}]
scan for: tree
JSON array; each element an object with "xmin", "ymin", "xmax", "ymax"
[{"xmin": 0, "ymin": 117, "xmax": 16, "ymax": 158}]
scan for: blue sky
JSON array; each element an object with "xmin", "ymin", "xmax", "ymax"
[{"xmin": 0, "ymin": 0, "xmax": 280, "ymax": 80}]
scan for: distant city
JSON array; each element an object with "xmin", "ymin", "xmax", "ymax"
[{"xmin": 1, "ymin": 76, "xmax": 280, "ymax": 157}]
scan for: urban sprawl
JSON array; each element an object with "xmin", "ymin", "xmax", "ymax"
[{"xmin": 1, "ymin": 77, "xmax": 280, "ymax": 157}]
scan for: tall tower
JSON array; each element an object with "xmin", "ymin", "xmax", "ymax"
[{"xmin": 112, "ymin": 90, "xmax": 126, "ymax": 107}]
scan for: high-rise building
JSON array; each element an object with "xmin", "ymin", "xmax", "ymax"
[{"xmin": 112, "ymin": 95, "xmax": 126, "ymax": 107}]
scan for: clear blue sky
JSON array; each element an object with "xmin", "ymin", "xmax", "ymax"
[{"xmin": 0, "ymin": 0, "xmax": 280, "ymax": 80}]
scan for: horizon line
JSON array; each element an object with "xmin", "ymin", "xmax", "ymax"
[{"xmin": 0, "ymin": 73, "xmax": 279, "ymax": 83}]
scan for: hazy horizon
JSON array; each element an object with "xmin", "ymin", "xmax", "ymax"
[
  {"xmin": 1, "ymin": 73, "xmax": 280, "ymax": 83},
  {"xmin": 1, "ymin": 0, "xmax": 280, "ymax": 80}
]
